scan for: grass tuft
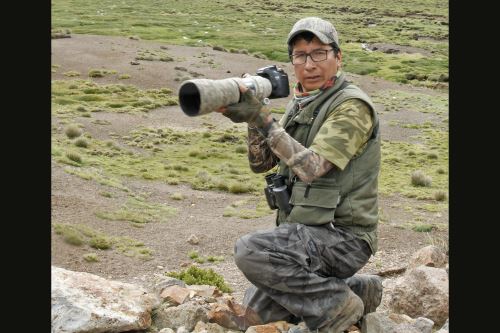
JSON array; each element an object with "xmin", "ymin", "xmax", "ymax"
[
  {"xmin": 434, "ymin": 190, "xmax": 447, "ymax": 201},
  {"xmin": 74, "ymin": 138, "xmax": 89, "ymax": 148},
  {"xmin": 66, "ymin": 152, "xmax": 82, "ymax": 163},
  {"xmin": 412, "ymin": 223, "xmax": 435, "ymax": 232},
  {"xmin": 83, "ymin": 253, "xmax": 99, "ymax": 262},
  {"xmin": 170, "ymin": 192, "xmax": 185, "ymax": 200},
  {"xmin": 411, "ymin": 170, "xmax": 432, "ymax": 187},
  {"xmin": 65, "ymin": 125, "xmax": 82, "ymax": 138}
]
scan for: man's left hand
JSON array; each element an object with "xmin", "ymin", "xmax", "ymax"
[{"xmin": 217, "ymin": 86, "xmax": 271, "ymax": 128}]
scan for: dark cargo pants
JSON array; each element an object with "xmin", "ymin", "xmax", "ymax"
[{"xmin": 234, "ymin": 222, "xmax": 371, "ymax": 329}]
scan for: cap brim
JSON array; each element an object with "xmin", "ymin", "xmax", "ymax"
[{"xmin": 287, "ymin": 29, "xmax": 334, "ymax": 45}]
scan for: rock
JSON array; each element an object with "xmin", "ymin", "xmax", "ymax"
[
  {"xmin": 159, "ymin": 329, "xmax": 176, "ymax": 333},
  {"xmin": 408, "ymin": 245, "xmax": 446, "ymax": 269},
  {"xmin": 245, "ymin": 324, "xmax": 281, "ymax": 333},
  {"xmin": 177, "ymin": 326, "xmax": 190, "ymax": 333},
  {"xmin": 266, "ymin": 321, "xmax": 290, "ymax": 332},
  {"xmin": 51, "ymin": 266, "xmax": 158, "ymax": 333},
  {"xmin": 208, "ymin": 299, "xmax": 262, "ymax": 331},
  {"xmin": 387, "ymin": 266, "xmax": 448, "ymax": 327},
  {"xmin": 160, "ymin": 285, "xmax": 192, "ymax": 305},
  {"xmin": 154, "ymin": 302, "xmax": 209, "ymax": 331},
  {"xmin": 188, "ymin": 234, "xmax": 200, "ymax": 245},
  {"xmin": 362, "ymin": 313, "xmax": 433, "ymax": 333},
  {"xmin": 188, "ymin": 285, "xmax": 223, "ymax": 298},
  {"xmin": 413, "ymin": 317, "xmax": 434, "ymax": 333},
  {"xmin": 193, "ymin": 321, "xmax": 227, "ymax": 333},
  {"xmin": 150, "ymin": 275, "xmax": 187, "ymax": 295},
  {"xmin": 435, "ymin": 319, "xmax": 449, "ymax": 333}
]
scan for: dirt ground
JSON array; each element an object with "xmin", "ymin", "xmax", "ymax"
[{"xmin": 51, "ymin": 35, "xmax": 448, "ymax": 306}]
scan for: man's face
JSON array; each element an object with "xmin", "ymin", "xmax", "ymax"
[{"xmin": 291, "ymin": 36, "xmax": 341, "ymax": 92}]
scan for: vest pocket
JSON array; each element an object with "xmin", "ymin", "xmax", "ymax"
[{"xmin": 287, "ymin": 182, "xmax": 341, "ymax": 225}]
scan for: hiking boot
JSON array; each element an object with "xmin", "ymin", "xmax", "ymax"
[
  {"xmin": 317, "ymin": 289, "xmax": 364, "ymax": 333},
  {"xmin": 344, "ymin": 274, "xmax": 383, "ymax": 315}
]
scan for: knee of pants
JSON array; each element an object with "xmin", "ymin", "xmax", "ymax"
[
  {"xmin": 234, "ymin": 235, "xmax": 267, "ymax": 276},
  {"xmin": 234, "ymin": 236, "xmax": 251, "ymax": 270}
]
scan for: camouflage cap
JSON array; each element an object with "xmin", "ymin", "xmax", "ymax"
[{"xmin": 287, "ymin": 17, "xmax": 339, "ymax": 47}]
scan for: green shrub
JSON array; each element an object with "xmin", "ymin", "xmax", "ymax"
[
  {"xmin": 88, "ymin": 69, "xmax": 105, "ymax": 77},
  {"xmin": 411, "ymin": 170, "xmax": 432, "ymax": 187},
  {"xmin": 412, "ymin": 224, "xmax": 435, "ymax": 232},
  {"xmin": 235, "ymin": 145, "xmax": 247, "ymax": 154},
  {"xmin": 65, "ymin": 125, "xmax": 82, "ymax": 138},
  {"xmin": 89, "ymin": 236, "xmax": 112, "ymax": 249},
  {"xmin": 166, "ymin": 266, "xmax": 232, "ymax": 292},
  {"xmin": 63, "ymin": 71, "xmax": 80, "ymax": 77},
  {"xmin": 83, "ymin": 253, "xmax": 99, "ymax": 262},
  {"xmin": 427, "ymin": 152, "xmax": 438, "ymax": 159},
  {"xmin": 434, "ymin": 190, "xmax": 447, "ymax": 201},
  {"xmin": 63, "ymin": 229, "xmax": 84, "ymax": 245},
  {"xmin": 66, "ymin": 152, "xmax": 82, "ymax": 163},
  {"xmin": 74, "ymin": 138, "xmax": 89, "ymax": 148},
  {"xmin": 228, "ymin": 182, "xmax": 251, "ymax": 194},
  {"xmin": 188, "ymin": 251, "xmax": 199, "ymax": 259},
  {"xmin": 170, "ymin": 193, "xmax": 185, "ymax": 200}
]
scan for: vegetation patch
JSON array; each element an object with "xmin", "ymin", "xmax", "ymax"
[
  {"xmin": 63, "ymin": 71, "xmax": 81, "ymax": 77},
  {"xmin": 53, "ymin": 223, "xmax": 153, "ymax": 260},
  {"xmin": 95, "ymin": 197, "xmax": 177, "ymax": 224},
  {"xmin": 65, "ymin": 124, "xmax": 83, "ymax": 138},
  {"xmin": 135, "ymin": 49, "xmax": 174, "ymax": 62},
  {"xmin": 188, "ymin": 250, "xmax": 224, "ymax": 264},
  {"xmin": 52, "ymin": 79, "xmax": 178, "ymax": 117},
  {"xmin": 166, "ymin": 265, "xmax": 232, "ymax": 293},
  {"xmin": 411, "ymin": 223, "xmax": 435, "ymax": 232},
  {"xmin": 223, "ymin": 198, "xmax": 272, "ymax": 219},
  {"xmin": 83, "ymin": 253, "xmax": 99, "ymax": 262},
  {"xmin": 88, "ymin": 68, "xmax": 117, "ymax": 78},
  {"xmin": 371, "ymin": 89, "xmax": 448, "ymax": 116},
  {"xmin": 380, "ymin": 129, "xmax": 448, "ymax": 202},
  {"xmin": 170, "ymin": 192, "xmax": 185, "ymax": 200}
]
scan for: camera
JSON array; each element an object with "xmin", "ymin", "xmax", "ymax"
[
  {"xmin": 178, "ymin": 65, "xmax": 289, "ymax": 117},
  {"xmin": 264, "ymin": 173, "xmax": 292, "ymax": 214}
]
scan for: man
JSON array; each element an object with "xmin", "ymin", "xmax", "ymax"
[{"xmin": 219, "ymin": 17, "xmax": 382, "ymax": 333}]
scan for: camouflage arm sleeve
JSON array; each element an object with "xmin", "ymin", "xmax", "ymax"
[
  {"xmin": 266, "ymin": 124, "xmax": 335, "ymax": 184},
  {"xmin": 309, "ymin": 99, "xmax": 373, "ymax": 170},
  {"xmin": 247, "ymin": 126, "xmax": 279, "ymax": 173}
]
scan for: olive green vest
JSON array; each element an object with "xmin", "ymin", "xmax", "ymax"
[{"xmin": 276, "ymin": 73, "xmax": 380, "ymax": 254}]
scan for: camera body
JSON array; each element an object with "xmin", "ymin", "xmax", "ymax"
[
  {"xmin": 178, "ymin": 65, "xmax": 289, "ymax": 117},
  {"xmin": 254, "ymin": 65, "xmax": 290, "ymax": 99},
  {"xmin": 264, "ymin": 173, "xmax": 292, "ymax": 214}
]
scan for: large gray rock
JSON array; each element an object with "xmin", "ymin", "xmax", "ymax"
[
  {"xmin": 408, "ymin": 245, "xmax": 447, "ymax": 269},
  {"xmin": 361, "ymin": 313, "xmax": 419, "ymax": 333},
  {"xmin": 153, "ymin": 302, "xmax": 209, "ymax": 331},
  {"xmin": 361, "ymin": 313, "xmax": 434, "ymax": 333},
  {"xmin": 387, "ymin": 266, "xmax": 448, "ymax": 327},
  {"xmin": 51, "ymin": 266, "xmax": 159, "ymax": 333},
  {"xmin": 435, "ymin": 319, "xmax": 449, "ymax": 333}
]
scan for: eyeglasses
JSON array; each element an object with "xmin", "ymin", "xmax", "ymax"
[{"xmin": 290, "ymin": 49, "xmax": 334, "ymax": 65}]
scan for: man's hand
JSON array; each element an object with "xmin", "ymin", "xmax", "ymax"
[{"xmin": 217, "ymin": 85, "xmax": 272, "ymax": 128}]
